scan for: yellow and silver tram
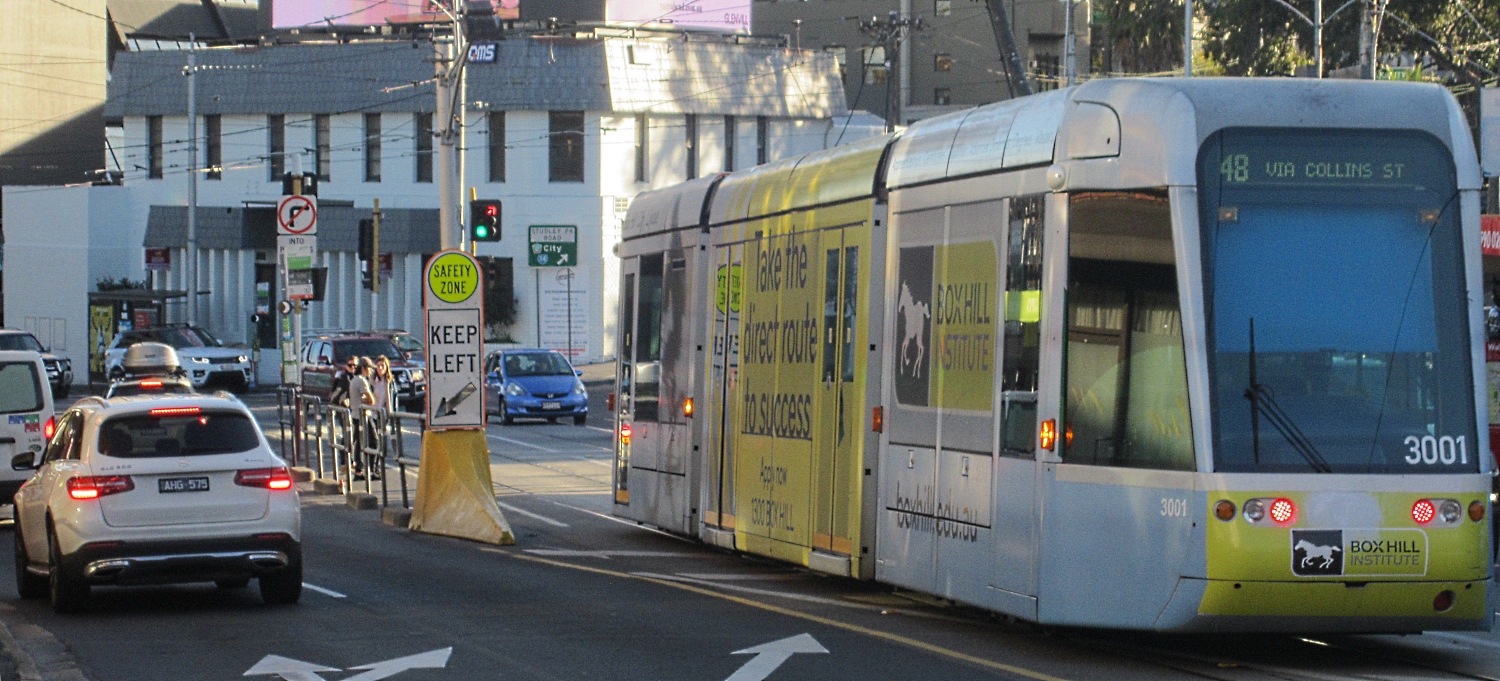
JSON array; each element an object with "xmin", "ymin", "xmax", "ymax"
[{"xmin": 611, "ymin": 78, "xmax": 1494, "ymax": 632}]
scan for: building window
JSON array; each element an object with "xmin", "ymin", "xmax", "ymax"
[
  {"xmin": 863, "ymin": 46, "xmax": 888, "ymax": 85},
  {"xmin": 550, "ymin": 110, "xmax": 585, "ymax": 183},
  {"xmin": 268, "ymin": 114, "xmax": 284, "ymax": 181},
  {"xmin": 723, "ymin": 115, "xmax": 735, "ymax": 172},
  {"xmin": 147, "ymin": 115, "xmax": 163, "ymax": 179},
  {"xmin": 685, "ymin": 114, "xmax": 698, "ymax": 180},
  {"xmin": 935, "ymin": 0, "xmax": 952, "ymax": 16},
  {"xmin": 488, "ymin": 111, "xmax": 505, "ymax": 183},
  {"xmin": 825, "ymin": 46, "xmax": 847, "ymax": 80},
  {"xmin": 935, "ymin": 53, "xmax": 953, "ymax": 72},
  {"xmin": 314, "ymin": 114, "xmax": 331, "ymax": 181},
  {"xmin": 634, "ymin": 113, "xmax": 648, "ymax": 183},
  {"xmin": 204, "ymin": 114, "xmax": 221, "ymax": 180},
  {"xmin": 364, "ymin": 113, "xmax": 381, "ymax": 182},
  {"xmin": 756, "ymin": 116, "xmax": 768, "ymax": 165},
  {"xmin": 415, "ymin": 112, "xmax": 433, "ymax": 183},
  {"xmin": 1034, "ymin": 55, "xmax": 1061, "ymax": 91},
  {"xmin": 935, "ymin": 88, "xmax": 952, "ymax": 105}
]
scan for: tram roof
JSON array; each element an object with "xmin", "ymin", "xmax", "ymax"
[
  {"xmin": 621, "ymin": 174, "xmax": 723, "ymax": 240},
  {"xmin": 707, "ymin": 133, "xmax": 892, "ymax": 226}
]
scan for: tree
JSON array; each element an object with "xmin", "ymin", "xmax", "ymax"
[{"xmin": 1094, "ymin": 0, "xmax": 1187, "ymax": 75}]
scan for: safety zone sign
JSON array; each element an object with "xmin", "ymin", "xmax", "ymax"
[
  {"xmin": 277, "ymin": 195, "xmax": 318, "ymax": 235},
  {"xmin": 424, "ymin": 250, "xmax": 485, "ymax": 430}
]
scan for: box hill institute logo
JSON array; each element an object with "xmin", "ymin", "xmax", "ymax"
[
  {"xmin": 895, "ymin": 247, "xmax": 933, "ymax": 406},
  {"xmin": 1291, "ymin": 529, "xmax": 1343, "ymax": 576}
]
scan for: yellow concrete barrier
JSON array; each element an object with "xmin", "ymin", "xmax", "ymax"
[{"xmin": 409, "ymin": 429, "xmax": 514, "ymax": 545}]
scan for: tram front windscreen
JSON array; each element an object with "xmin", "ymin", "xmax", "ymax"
[{"xmin": 1198, "ymin": 128, "xmax": 1476, "ymax": 474}]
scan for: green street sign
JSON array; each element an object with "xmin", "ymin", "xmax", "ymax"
[{"xmin": 528, "ymin": 225, "xmax": 578, "ymax": 267}]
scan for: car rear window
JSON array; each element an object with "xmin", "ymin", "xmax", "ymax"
[
  {"xmin": 0, "ymin": 361, "xmax": 43, "ymax": 414},
  {"xmin": 98, "ymin": 410, "xmax": 261, "ymax": 458}
]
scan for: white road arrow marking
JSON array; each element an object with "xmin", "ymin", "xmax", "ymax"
[
  {"xmin": 340, "ymin": 647, "xmax": 453, "ymax": 681},
  {"xmin": 724, "ymin": 634, "xmax": 827, "ymax": 681},
  {"xmin": 242, "ymin": 655, "xmax": 340, "ymax": 681}
]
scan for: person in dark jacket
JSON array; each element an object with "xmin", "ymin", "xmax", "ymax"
[{"xmin": 329, "ymin": 356, "xmax": 358, "ymax": 407}]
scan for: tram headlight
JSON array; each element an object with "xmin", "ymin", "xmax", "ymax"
[
  {"xmin": 1438, "ymin": 499, "xmax": 1462, "ymax": 524},
  {"xmin": 1469, "ymin": 500, "xmax": 1487, "ymax": 522},
  {"xmin": 1243, "ymin": 498, "xmax": 1266, "ymax": 522}
]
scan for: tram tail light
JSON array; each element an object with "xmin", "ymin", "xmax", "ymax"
[
  {"xmin": 1213, "ymin": 500, "xmax": 1236, "ymax": 521},
  {"xmin": 1412, "ymin": 499, "xmax": 1437, "ymax": 524},
  {"xmin": 1039, "ymin": 419, "xmax": 1057, "ymax": 451},
  {"xmin": 1469, "ymin": 500, "xmax": 1486, "ymax": 522},
  {"xmin": 871, "ymin": 406, "xmax": 883, "ymax": 433},
  {"xmin": 1268, "ymin": 498, "xmax": 1296, "ymax": 524},
  {"xmin": 619, "ymin": 423, "xmax": 632, "ymax": 445},
  {"xmin": 683, "ymin": 398, "xmax": 694, "ymax": 418}
]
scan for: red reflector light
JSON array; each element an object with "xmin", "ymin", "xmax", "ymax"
[
  {"xmin": 1268, "ymin": 498, "xmax": 1296, "ymax": 524},
  {"xmin": 871, "ymin": 406, "xmax": 883, "ymax": 433},
  {"xmin": 1434, "ymin": 589, "xmax": 1455, "ymax": 612},
  {"xmin": 254, "ymin": 533, "xmax": 292, "ymax": 542},
  {"xmin": 1412, "ymin": 499, "xmax": 1437, "ymax": 524},
  {"xmin": 67, "ymin": 476, "xmax": 134, "ymax": 500},
  {"xmin": 43, "ymin": 416, "xmax": 55, "ymax": 440},
  {"xmin": 236, "ymin": 467, "xmax": 293, "ymax": 490},
  {"xmin": 149, "ymin": 406, "xmax": 202, "ymax": 417},
  {"xmin": 140, "ymin": 379, "xmax": 163, "ymax": 388}
]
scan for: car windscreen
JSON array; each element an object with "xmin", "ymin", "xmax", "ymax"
[
  {"xmin": 0, "ymin": 362, "xmax": 42, "ymax": 414},
  {"xmin": 504, "ymin": 352, "xmax": 575, "ymax": 376},
  {"xmin": 98, "ymin": 410, "xmax": 261, "ymax": 458},
  {"xmin": 0, "ymin": 334, "xmax": 43, "ymax": 352},
  {"xmin": 333, "ymin": 339, "xmax": 403, "ymax": 362},
  {"xmin": 391, "ymin": 334, "xmax": 423, "ymax": 353}
]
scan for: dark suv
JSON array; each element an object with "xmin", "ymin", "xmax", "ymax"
[
  {"xmin": 0, "ymin": 329, "xmax": 73, "ymax": 398},
  {"xmin": 298, "ymin": 334, "xmax": 426, "ymax": 408}
]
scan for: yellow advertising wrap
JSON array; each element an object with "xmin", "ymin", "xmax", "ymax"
[{"xmin": 409, "ymin": 429, "xmax": 515, "ymax": 545}]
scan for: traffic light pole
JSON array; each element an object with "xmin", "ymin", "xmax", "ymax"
[{"xmin": 372, "ymin": 198, "xmax": 381, "ymax": 331}]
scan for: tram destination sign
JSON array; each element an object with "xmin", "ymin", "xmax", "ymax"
[{"xmin": 1213, "ymin": 131, "xmax": 1438, "ymax": 190}]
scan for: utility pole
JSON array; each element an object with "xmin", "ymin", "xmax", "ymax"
[
  {"xmin": 1063, "ymin": 0, "xmax": 1075, "ymax": 86},
  {"xmin": 184, "ymin": 35, "xmax": 198, "ymax": 325},
  {"xmin": 982, "ymin": 0, "xmax": 1032, "ymax": 96},
  {"xmin": 859, "ymin": 12, "xmax": 925, "ymax": 131},
  {"xmin": 434, "ymin": 1, "xmax": 469, "ymax": 251},
  {"xmin": 899, "ymin": 0, "xmax": 911, "ymax": 111},
  {"xmin": 1184, "ymin": 0, "xmax": 1193, "ymax": 76}
]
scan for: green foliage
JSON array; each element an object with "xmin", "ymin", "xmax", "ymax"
[
  {"xmin": 1094, "ymin": 0, "xmax": 1186, "ymax": 74},
  {"xmin": 95, "ymin": 277, "xmax": 148, "ymax": 292}
]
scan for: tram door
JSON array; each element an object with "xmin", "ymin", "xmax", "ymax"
[
  {"xmin": 812, "ymin": 225, "xmax": 868, "ymax": 562},
  {"xmin": 703, "ymin": 242, "xmax": 744, "ymax": 541}
]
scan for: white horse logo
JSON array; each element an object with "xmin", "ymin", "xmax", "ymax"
[
  {"xmin": 897, "ymin": 282, "xmax": 930, "ymax": 378},
  {"xmin": 1294, "ymin": 539, "xmax": 1341, "ymax": 569}
]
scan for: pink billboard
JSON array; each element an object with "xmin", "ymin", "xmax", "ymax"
[
  {"xmin": 607, "ymin": 0, "xmax": 750, "ymax": 33},
  {"xmin": 273, "ymin": 1, "xmax": 518, "ymax": 29}
]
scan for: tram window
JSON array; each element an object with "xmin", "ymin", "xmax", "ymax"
[
  {"xmin": 620, "ymin": 272, "xmax": 636, "ymax": 408},
  {"xmin": 823, "ymin": 248, "xmax": 840, "ymax": 383},
  {"xmin": 634, "ymin": 254, "xmax": 664, "ymax": 422},
  {"xmin": 841, "ymin": 246, "xmax": 859, "ymax": 382},
  {"xmin": 1063, "ymin": 191, "xmax": 1194, "ymax": 471},
  {"xmin": 659, "ymin": 255, "xmax": 690, "ymax": 424},
  {"xmin": 1001, "ymin": 195, "xmax": 1045, "ymax": 456}
]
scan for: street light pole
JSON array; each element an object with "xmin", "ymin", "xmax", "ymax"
[{"xmin": 185, "ymin": 35, "xmax": 198, "ymax": 325}]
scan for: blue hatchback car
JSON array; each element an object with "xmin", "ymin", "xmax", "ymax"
[{"xmin": 485, "ymin": 349, "xmax": 588, "ymax": 425}]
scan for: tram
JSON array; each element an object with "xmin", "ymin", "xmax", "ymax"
[{"xmin": 611, "ymin": 78, "xmax": 1494, "ymax": 632}]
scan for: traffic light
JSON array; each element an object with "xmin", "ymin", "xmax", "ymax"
[
  {"xmin": 358, "ymin": 219, "xmax": 376, "ymax": 291},
  {"xmin": 470, "ymin": 199, "xmax": 502, "ymax": 242}
]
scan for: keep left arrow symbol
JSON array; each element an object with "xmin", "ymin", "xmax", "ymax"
[
  {"xmin": 724, "ymin": 634, "xmax": 827, "ymax": 681},
  {"xmin": 340, "ymin": 647, "xmax": 453, "ymax": 681}
]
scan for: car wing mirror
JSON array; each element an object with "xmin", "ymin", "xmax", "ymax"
[
  {"xmin": 11, "ymin": 452, "xmax": 37, "ymax": 471},
  {"xmin": 575, "ymin": 369, "xmax": 584, "ymax": 377}
]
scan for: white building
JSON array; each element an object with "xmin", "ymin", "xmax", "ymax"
[{"xmin": 5, "ymin": 34, "xmax": 871, "ymax": 385}]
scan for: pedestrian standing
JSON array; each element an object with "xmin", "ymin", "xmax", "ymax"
[
  {"xmin": 372, "ymin": 355, "xmax": 395, "ymax": 413},
  {"xmin": 347, "ymin": 357, "xmax": 376, "ymax": 479},
  {"xmin": 330, "ymin": 356, "xmax": 358, "ymax": 407}
]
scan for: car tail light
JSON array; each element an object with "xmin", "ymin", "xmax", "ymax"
[
  {"xmin": 1039, "ymin": 419, "xmax": 1057, "ymax": 451},
  {"xmin": 1412, "ymin": 499, "xmax": 1437, "ymax": 524},
  {"xmin": 67, "ymin": 476, "xmax": 134, "ymax": 500},
  {"xmin": 620, "ymin": 423, "xmax": 632, "ymax": 445},
  {"xmin": 236, "ymin": 467, "xmax": 293, "ymax": 490},
  {"xmin": 140, "ymin": 379, "xmax": 163, "ymax": 389},
  {"xmin": 150, "ymin": 406, "xmax": 201, "ymax": 417},
  {"xmin": 43, "ymin": 416, "xmax": 55, "ymax": 440},
  {"xmin": 1268, "ymin": 498, "xmax": 1296, "ymax": 524}
]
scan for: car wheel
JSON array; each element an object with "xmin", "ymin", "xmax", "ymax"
[
  {"xmin": 51, "ymin": 383, "xmax": 69, "ymax": 400},
  {"xmin": 259, "ymin": 554, "xmax": 302, "ymax": 605},
  {"xmin": 500, "ymin": 399, "xmax": 514, "ymax": 426},
  {"xmin": 216, "ymin": 577, "xmax": 251, "ymax": 589},
  {"xmin": 14, "ymin": 523, "xmax": 46, "ymax": 599},
  {"xmin": 47, "ymin": 527, "xmax": 89, "ymax": 614},
  {"xmin": 573, "ymin": 414, "xmax": 587, "ymax": 426}
]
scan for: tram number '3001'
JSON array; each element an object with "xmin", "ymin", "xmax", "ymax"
[
  {"xmin": 1403, "ymin": 435, "xmax": 1468, "ymax": 465},
  {"xmin": 1160, "ymin": 498, "xmax": 1187, "ymax": 517}
]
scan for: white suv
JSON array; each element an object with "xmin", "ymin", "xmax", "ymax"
[
  {"xmin": 0, "ymin": 350, "xmax": 55, "ymax": 505},
  {"xmin": 12, "ymin": 394, "xmax": 302, "ymax": 612}
]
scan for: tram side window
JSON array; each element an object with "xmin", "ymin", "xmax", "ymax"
[
  {"xmin": 658, "ymin": 255, "xmax": 690, "ymax": 424},
  {"xmin": 634, "ymin": 254, "xmax": 665, "ymax": 422},
  {"xmin": 1063, "ymin": 191, "xmax": 1194, "ymax": 471},
  {"xmin": 619, "ymin": 272, "xmax": 635, "ymax": 410},
  {"xmin": 1001, "ymin": 196, "xmax": 1045, "ymax": 455}
]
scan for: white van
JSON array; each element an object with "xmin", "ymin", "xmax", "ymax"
[{"xmin": 0, "ymin": 351, "xmax": 55, "ymax": 503}]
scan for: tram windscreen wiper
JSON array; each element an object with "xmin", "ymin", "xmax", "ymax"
[{"xmin": 1244, "ymin": 319, "xmax": 1333, "ymax": 473}]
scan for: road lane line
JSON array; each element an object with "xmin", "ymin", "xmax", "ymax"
[
  {"xmin": 524, "ymin": 550, "xmax": 692, "ymax": 558},
  {"xmin": 675, "ymin": 573, "xmax": 803, "ymax": 582},
  {"xmin": 506, "ymin": 553, "xmax": 1071, "ymax": 681},
  {"xmin": 486, "ymin": 433, "xmax": 554, "ymax": 452},
  {"xmin": 496, "ymin": 500, "xmax": 569, "ymax": 527},
  {"xmin": 302, "ymin": 583, "xmax": 347, "ymax": 598}
]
